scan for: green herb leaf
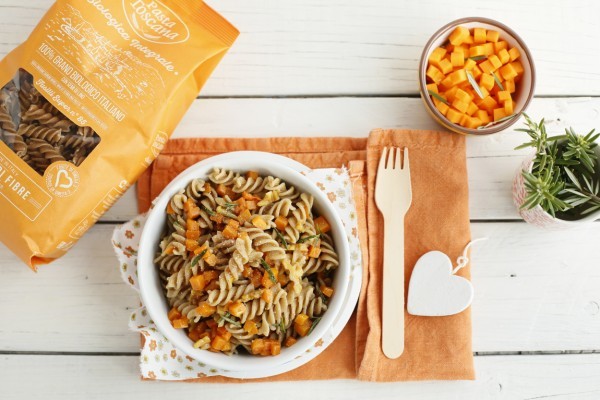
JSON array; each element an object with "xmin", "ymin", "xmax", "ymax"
[
  {"xmin": 191, "ymin": 249, "xmax": 208, "ymax": 267},
  {"xmin": 466, "ymin": 71, "xmax": 484, "ymax": 99},
  {"xmin": 274, "ymin": 227, "xmax": 288, "ymax": 249},
  {"xmin": 427, "ymin": 90, "xmax": 449, "ymax": 105},
  {"xmin": 468, "ymin": 55, "xmax": 487, "ymax": 61},
  {"xmin": 297, "ymin": 234, "xmax": 321, "ymax": 244},
  {"xmin": 260, "ymin": 258, "xmax": 277, "ymax": 283},
  {"xmin": 492, "ymin": 72, "xmax": 505, "ymax": 91},
  {"xmin": 220, "ymin": 312, "xmax": 241, "ymax": 327},
  {"xmin": 279, "ymin": 320, "xmax": 286, "ymax": 335},
  {"xmin": 201, "ymin": 205, "xmax": 215, "ymax": 216},
  {"xmin": 307, "ymin": 317, "xmax": 322, "ymax": 336}
]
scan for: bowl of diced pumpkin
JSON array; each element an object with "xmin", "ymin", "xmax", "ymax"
[{"xmin": 419, "ymin": 17, "xmax": 535, "ymax": 134}]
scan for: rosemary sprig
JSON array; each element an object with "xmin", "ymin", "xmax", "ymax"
[
  {"xmin": 260, "ymin": 258, "xmax": 277, "ymax": 283},
  {"xmin": 220, "ymin": 312, "xmax": 241, "ymax": 327},
  {"xmin": 492, "ymin": 72, "xmax": 504, "ymax": 91},
  {"xmin": 274, "ymin": 227, "xmax": 288, "ymax": 249},
  {"xmin": 201, "ymin": 205, "xmax": 215, "ymax": 216},
  {"xmin": 297, "ymin": 234, "xmax": 321, "ymax": 244},
  {"xmin": 191, "ymin": 249, "xmax": 207, "ymax": 267},
  {"xmin": 466, "ymin": 71, "xmax": 484, "ymax": 99},
  {"xmin": 468, "ymin": 55, "xmax": 487, "ymax": 61},
  {"xmin": 279, "ymin": 320, "xmax": 286, "ymax": 335},
  {"xmin": 307, "ymin": 317, "xmax": 322, "ymax": 335},
  {"xmin": 427, "ymin": 89, "xmax": 449, "ymax": 105}
]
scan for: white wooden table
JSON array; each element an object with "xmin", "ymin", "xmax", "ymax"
[{"xmin": 2, "ymin": 1, "xmax": 600, "ymax": 399}]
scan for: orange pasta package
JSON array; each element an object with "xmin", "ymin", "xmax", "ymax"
[{"xmin": 0, "ymin": 0, "xmax": 238, "ymax": 269}]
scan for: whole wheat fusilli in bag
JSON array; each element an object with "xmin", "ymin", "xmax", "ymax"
[{"xmin": 0, "ymin": 0, "xmax": 238, "ymax": 269}]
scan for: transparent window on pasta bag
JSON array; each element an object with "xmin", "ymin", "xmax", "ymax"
[{"xmin": 0, "ymin": 69, "xmax": 101, "ymax": 176}]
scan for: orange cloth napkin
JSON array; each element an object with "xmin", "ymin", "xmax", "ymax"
[{"xmin": 137, "ymin": 130, "xmax": 475, "ymax": 382}]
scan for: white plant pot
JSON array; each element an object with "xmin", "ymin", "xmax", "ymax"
[{"xmin": 512, "ymin": 154, "xmax": 600, "ymax": 229}]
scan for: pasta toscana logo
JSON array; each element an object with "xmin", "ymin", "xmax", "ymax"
[{"xmin": 123, "ymin": 0, "xmax": 190, "ymax": 44}]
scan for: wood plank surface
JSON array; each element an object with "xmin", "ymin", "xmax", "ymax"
[
  {"xmin": 2, "ymin": 353, "xmax": 600, "ymax": 399},
  {"xmin": 1, "ymin": 222, "xmax": 599, "ymax": 353},
  {"xmin": 0, "ymin": 1, "xmax": 599, "ymax": 96}
]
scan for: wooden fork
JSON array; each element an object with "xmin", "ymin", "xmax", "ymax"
[{"xmin": 374, "ymin": 147, "xmax": 412, "ymax": 359}]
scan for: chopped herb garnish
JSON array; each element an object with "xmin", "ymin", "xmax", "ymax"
[
  {"xmin": 191, "ymin": 249, "xmax": 207, "ymax": 266},
  {"xmin": 279, "ymin": 320, "xmax": 286, "ymax": 335},
  {"xmin": 492, "ymin": 72, "xmax": 504, "ymax": 91},
  {"xmin": 468, "ymin": 55, "xmax": 487, "ymax": 61},
  {"xmin": 297, "ymin": 234, "xmax": 321, "ymax": 244},
  {"xmin": 466, "ymin": 71, "xmax": 484, "ymax": 99},
  {"xmin": 220, "ymin": 312, "xmax": 241, "ymax": 327},
  {"xmin": 223, "ymin": 202, "xmax": 237, "ymax": 209},
  {"xmin": 274, "ymin": 227, "xmax": 288, "ymax": 249},
  {"xmin": 260, "ymin": 258, "xmax": 277, "ymax": 283},
  {"xmin": 307, "ymin": 317, "xmax": 322, "ymax": 335},
  {"xmin": 201, "ymin": 205, "xmax": 215, "ymax": 216},
  {"xmin": 427, "ymin": 89, "xmax": 449, "ymax": 106}
]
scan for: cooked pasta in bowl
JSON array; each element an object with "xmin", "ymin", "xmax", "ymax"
[{"xmin": 137, "ymin": 152, "xmax": 351, "ymax": 374}]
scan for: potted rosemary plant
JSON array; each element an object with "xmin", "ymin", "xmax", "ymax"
[{"xmin": 512, "ymin": 114, "xmax": 600, "ymax": 228}]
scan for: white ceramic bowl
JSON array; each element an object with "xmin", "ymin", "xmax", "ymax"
[{"xmin": 137, "ymin": 151, "xmax": 351, "ymax": 374}]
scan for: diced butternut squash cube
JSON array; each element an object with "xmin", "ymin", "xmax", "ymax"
[
  {"xmin": 314, "ymin": 216, "xmax": 331, "ymax": 233},
  {"xmin": 486, "ymin": 30, "xmax": 500, "ymax": 43},
  {"xmin": 464, "ymin": 58, "xmax": 476, "ymax": 70},
  {"xmin": 493, "ymin": 107, "xmax": 508, "ymax": 121},
  {"xmin": 469, "ymin": 45, "xmax": 485, "ymax": 58},
  {"xmin": 466, "ymin": 102, "xmax": 479, "ymax": 116},
  {"xmin": 426, "ymin": 65, "xmax": 444, "ymax": 84},
  {"xmin": 435, "ymin": 100, "xmax": 450, "ymax": 116},
  {"xmin": 479, "ymin": 73, "xmax": 495, "ymax": 91},
  {"xmin": 479, "ymin": 59, "xmax": 496, "ymax": 74},
  {"xmin": 166, "ymin": 202, "xmax": 176, "ymax": 215},
  {"xmin": 295, "ymin": 313, "xmax": 310, "ymax": 326},
  {"xmin": 488, "ymin": 55, "xmax": 502, "ymax": 70},
  {"xmin": 499, "ymin": 63, "xmax": 518, "ymax": 81},
  {"xmin": 449, "ymin": 26, "xmax": 470, "ymax": 45},
  {"xmin": 504, "ymin": 79, "xmax": 515, "ymax": 93},
  {"xmin": 222, "ymin": 224, "xmax": 238, "ymax": 240},
  {"xmin": 463, "ymin": 34, "xmax": 474, "ymax": 44},
  {"xmin": 471, "ymin": 65, "xmax": 482, "ymax": 79},
  {"xmin": 438, "ymin": 58, "xmax": 453, "ymax": 74},
  {"xmin": 244, "ymin": 320, "xmax": 259, "ymax": 335},
  {"xmin": 444, "ymin": 86, "xmax": 458, "ymax": 102},
  {"xmin": 497, "ymin": 90, "xmax": 511, "ymax": 103},
  {"xmin": 465, "ymin": 117, "xmax": 483, "ymax": 129},
  {"xmin": 211, "ymin": 335, "xmax": 229, "ymax": 351},
  {"xmin": 270, "ymin": 342, "xmax": 281, "ymax": 356},
  {"xmin": 190, "ymin": 274, "xmax": 206, "ymax": 291},
  {"xmin": 440, "ymin": 76, "xmax": 454, "ymax": 91},
  {"xmin": 494, "ymin": 40, "xmax": 508, "ymax": 52},
  {"xmin": 295, "ymin": 321, "xmax": 311, "ymax": 337},
  {"xmin": 459, "ymin": 113, "xmax": 470, "ymax": 127},
  {"xmin": 251, "ymin": 339, "xmax": 266, "ymax": 355},
  {"xmin": 476, "ymin": 109, "xmax": 491, "ymax": 124},
  {"xmin": 426, "ymin": 83, "xmax": 438, "ymax": 94},
  {"xmin": 205, "ymin": 254, "xmax": 217, "ymax": 267},
  {"xmin": 203, "ymin": 270, "xmax": 218, "ymax": 282},
  {"xmin": 473, "ymin": 28, "xmax": 486, "ymax": 44},
  {"xmin": 237, "ymin": 208, "xmax": 252, "ymax": 224},
  {"xmin": 228, "ymin": 301, "xmax": 246, "ymax": 318},
  {"xmin": 478, "ymin": 86, "xmax": 490, "ymax": 99},
  {"xmin": 504, "ymin": 99, "xmax": 514, "ymax": 114},
  {"xmin": 455, "ymin": 88, "xmax": 472, "ymax": 103},
  {"xmin": 186, "ymin": 230, "xmax": 200, "ymax": 240},
  {"xmin": 449, "ymin": 69, "xmax": 467, "ymax": 85},
  {"xmin": 483, "ymin": 42, "xmax": 495, "ymax": 56},
  {"xmin": 251, "ymin": 216, "xmax": 268, "ymax": 230},
  {"xmin": 172, "ymin": 318, "xmax": 189, "ymax": 329},
  {"xmin": 168, "ymin": 307, "xmax": 182, "ymax": 321},
  {"xmin": 216, "ymin": 326, "xmax": 232, "ymax": 341},
  {"xmin": 246, "ymin": 171, "xmax": 259, "ymax": 180},
  {"xmin": 185, "ymin": 239, "xmax": 199, "ymax": 252},
  {"xmin": 508, "ymin": 47, "xmax": 521, "ymax": 61},
  {"xmin": 452, "ymin": 98, "xmax": 469, "ymax": 113},
  {"xmin": 476, "ymin": 96, "xmax": 498, "ymax": 112},
  {"xmin": 195, "ymin": 302, "xmax": 216, "ymax": 318},
  {"xmin": 511, "ymin": 61, "xmax": 524, "ymax": 75},
  {"xmin": 308, "ymin": 245, "xmax": 322, "ymax": 258},
  {"xmin": 261, "ymin": 288, "xmax": 273, "ymax": 303},
  {"xmin": 321, "ymin": 286, "xmax": 334, "ymax": 298},
  {"xmin": 186, "ymin": 219, "xmax": 200, "ymax": 232},
  {"xmin": 497, "ymin": 48, "xmax": 510, "ymax": 64},
  {"xmin": 453, "ymin": 45, "xmax": 465, "ymax": 55},
  {"xmin": 284, "ymin": 336, "xmax": 297, "ymax": 347},
  {"xmin": 428, "ymin": 47, "xmax": 447, "ymax": 67},
  {"xmin": 445, "ymin": 108, "xmax": 463, "ymax": 124},
  {"xmin": 450, "ymin": 52, "xmax": 465, "ymax": 67},
  {"xmin": 275, "ymin": 216, "xmax": 289, "ymax": 231}
]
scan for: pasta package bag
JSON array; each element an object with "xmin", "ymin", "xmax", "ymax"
[{"xmin": 0, "ymin": 1, "xmax": 238, "ymax": 269}]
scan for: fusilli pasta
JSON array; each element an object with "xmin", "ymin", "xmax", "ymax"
[{"xmin": 156, "ymin": 169, "xmax": 339, "ymax": 356}]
